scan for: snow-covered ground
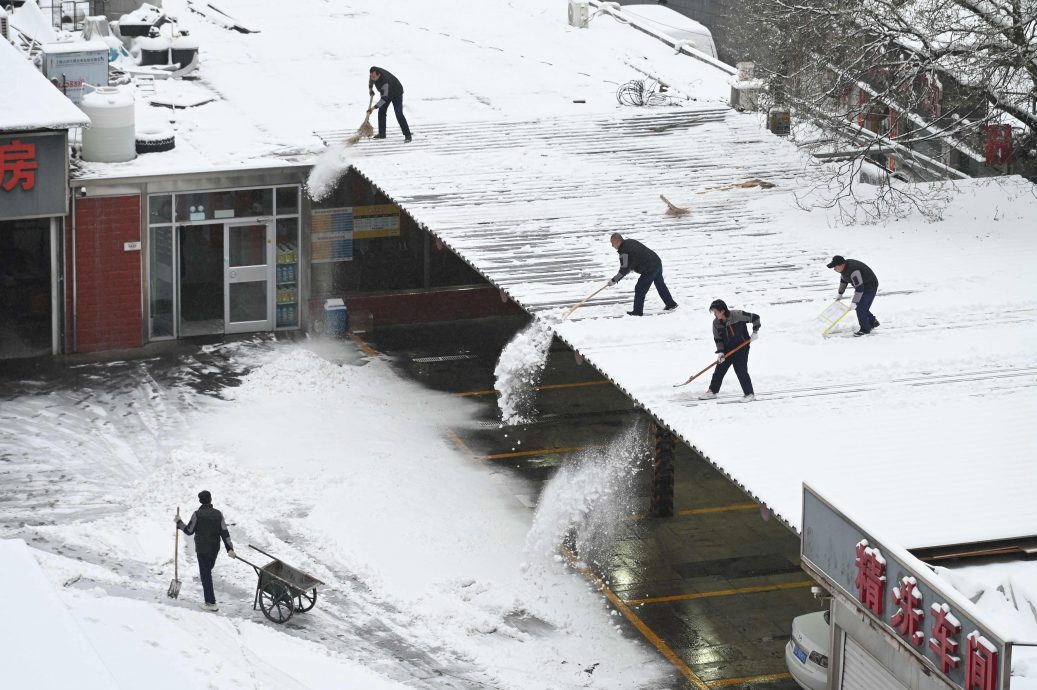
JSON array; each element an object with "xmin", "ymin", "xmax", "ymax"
[{"xmin": 0, "ymin": 338, "xmax": 671, "ymax": 689}]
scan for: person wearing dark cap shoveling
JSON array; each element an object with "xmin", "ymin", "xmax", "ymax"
[
  {"xmin": 827, "ymin": 255, "xmax": 879, "ymax": 336},
  {"xmin": 607, "ymin": 233, "xmax": 679, "ymax": 316},
  {"xmin": 368, "ymin": 66, "xmax": 412, "ymax": 142},
  {"xmin": 175, "ymin": 490, "xmax": 235, "ymax": 611}
]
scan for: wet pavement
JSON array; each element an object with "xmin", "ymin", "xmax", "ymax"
[{"xmin": 363, "ymin": 315, "xmax": 815, "ymax": 690}]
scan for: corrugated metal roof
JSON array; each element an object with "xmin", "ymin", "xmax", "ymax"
[{"xmin": 340, "ymin": 106, "xmax": 1037, "ymax": 551}]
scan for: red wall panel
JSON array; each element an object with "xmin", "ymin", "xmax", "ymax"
[{"xmin": 71, "ymin": 195, "xmax": 142, "ymax": 352}]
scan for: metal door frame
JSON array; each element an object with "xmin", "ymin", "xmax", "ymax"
[{"xmin": 224, "ymin": 219, "xmax": 274, "ymax": 333}]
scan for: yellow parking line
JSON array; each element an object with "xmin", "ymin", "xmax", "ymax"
[
  {"xmin": 563, "ymin": 547, "xmax": 711, "ymax": 690},
  {"xmin": 349, "ymin": 333, "xmax": 379, "ymax": 358},
  {"xmin": 625, "ymin": 581, "xmax": 814, "ymax": 606},
  {"xmin": 676, "ymin": 503, "xmax": 759, "ymax": 516},
  {"xmin": 454, "ymin": 380, "xmax": 609, "ymax": 397},
  {"xmin": 708, "ymin": 672, "xmax": 793, "ymax": 686},
  {"xmin": 483, "ymin": 444, "xmax": 606, "ymax": 461}
]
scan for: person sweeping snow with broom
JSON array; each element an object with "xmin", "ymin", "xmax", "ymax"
[
  {"xmin": 607, "ymin": 233, "xmax": 678, "ymax": 316},
  {"xmin": 175, "ymin": 490, "xmax": 235, "ymax": 611},
  {"xmin": 368, "ymin": 66, "xmax": 412, "ymax": 143}
]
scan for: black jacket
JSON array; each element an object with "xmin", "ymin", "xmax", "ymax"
[
  {"xmin": 837, "ymin": 259, "xmax": 879, "ymax": 300},
  {"xmin": 178, "ymin": 504, "xmax": 234, "ymax": 555},
  {"xmin": 712, "ymin": 310, "xmax": 760, "ymax": 353},
  {"xmin": 611, "ymin": 239, "xmax": 662, "ymax": 283},
  {"xmin": 369, "ymin": 67, "xmax": 403, "ymax": 108}
]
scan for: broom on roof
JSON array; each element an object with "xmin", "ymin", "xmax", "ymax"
[{"xmin": 346, "ymin": 95, "xmax": 375, "ymax": 146}]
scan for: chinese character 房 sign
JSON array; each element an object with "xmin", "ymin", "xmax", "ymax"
[
  {"xmin": 0, "ymin": 132, "xmax": 69, "ymax": 220},
  {"xmin": 801, "ymin": 486, "xmax": 1010, "ymax": 690}
]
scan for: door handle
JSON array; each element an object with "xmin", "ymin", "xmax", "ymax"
[{"xmin": 230, "ymin": 270, "xmax": 237, "ymax": 278}]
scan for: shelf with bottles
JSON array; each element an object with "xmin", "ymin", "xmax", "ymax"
[
  {"xmin": 276, "ymin": 285, "xmax": 297, "ymax": 305},
  {"xmin": 276, "ymin": 303, "xmax": 298, "ymax": 328},
  {"xmin": 276, "ymin": 242, "xmax": 298, "ymax": 286}
]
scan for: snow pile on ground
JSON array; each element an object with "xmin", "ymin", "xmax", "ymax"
[
  {"xmin": 0, "ymin": 340, "xmax": 671, "ymax": 689},
  {"xmin": 525, "ymin": 424, "xmax": 648, "ymax": 574},
  {"xmin": 938, "ymin": 561, "xmax": 1037, "ymax": 688},
  {"xmin": 494, "ymin": 311, "xmax": 565, "ymax": 424}
]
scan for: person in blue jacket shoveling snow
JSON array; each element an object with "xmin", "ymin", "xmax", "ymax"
[
  {"xmin": 176, "ymin": 490, "xmax": 236, "ymax": 611},
  {"xmin": 698, "ymin": 299, "xmax": 760, "ymax": 402},
  {"xmin": 827, "ymin": 255, "xmax": 879, "ymax": 336},
  {"xmin": 607, "ymin": 233, "xmax": 678, "ymax": 316}
]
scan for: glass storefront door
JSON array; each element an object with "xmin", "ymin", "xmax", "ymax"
[{"xmin": 224, "ymin": 221, "xmax": 273, "ymax": 333}]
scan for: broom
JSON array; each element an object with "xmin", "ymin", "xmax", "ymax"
[
  {"xmin": 346, "ymin": 95, "xmax": 375, "ymax": 146},
  {"xmin": 167, "ymin": 506, "xmax": 181, "ymax": 598}
]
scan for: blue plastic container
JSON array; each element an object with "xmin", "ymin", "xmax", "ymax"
[{"xmin": 323, "ymin": 298, "xmax": 348, "ymax": 337}]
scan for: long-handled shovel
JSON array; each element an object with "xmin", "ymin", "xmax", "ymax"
[
  {"xmin": 564, "ymin": 282, "xmax": 611, "ymax": 319},
  {"xmin": 673, "ymin": 339, "xmax": 752, "ymax": 388},
  {"xmin": 167, "ymin": 506, "xmax": 181, "ymax": 599}
]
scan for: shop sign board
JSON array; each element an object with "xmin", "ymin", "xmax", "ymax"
[
  {"xmin": 0, "ymin": 131, "xmax": 68, "ymax": 221},
  {"xmin": 801, "ymin": 485, "xmax": 1011, "ymax": 690},
  {"xmin": 310, "ymin": 204, "xmax": 401, "ymax": 263}
]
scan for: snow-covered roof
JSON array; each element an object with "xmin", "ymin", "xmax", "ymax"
[
  {"xmin": 0, "ymin": 37, "xmax": 90, "ymax": 131},
  {"xmin": 345, "ymin": 110, "xmax": 1037, "ymax": 551}
]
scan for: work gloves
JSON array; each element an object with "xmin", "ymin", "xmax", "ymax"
[
  {"xmin": 716, "ymin": 353, "xmax": 725, "ymax": 363},
  {"xmin": 836, "ymin": 294, "xmax": 846, "ymax": 300},
  {"xmin": 750, "ymin": 331, "xmax": 760, "ymax": 342},
  {"xmin": 607, "ymin": 280, "xmax": 617, "ymax": 287},
  {"xmin": 227, "ymin": 550, "xmax": 236, "ymax": 559}
]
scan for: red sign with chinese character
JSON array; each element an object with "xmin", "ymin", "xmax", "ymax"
[
  {"xmin": 965, "ymin": 632, "xmax": 999, "ymax": 690},
  {"xmin": 891, "ymin": 575, "xmax": 924, "ymax": 645},
  {"xmin": 0, "ymin": 139, "xmax": 37, "ymax": 192},
  {"xmin": 854, "ymin": 540, "xmax": 887, "ymax": 616},
  {"xmin": 929, "ymin": 602, "xmax": 962, "ymax": 673},
  {"xmin": 985, "ymin": 124, "xmax": 1013, "ymax": 166}
]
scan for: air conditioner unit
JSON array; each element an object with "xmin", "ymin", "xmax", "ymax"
[
  {"xmin": 768, "ymin": 109, "xmax": 792, "ymax": 137},
  {"xmin": 0, "ymin": 8, "xmax": 9, "ymax": 42},
  {"xmin": 568, "ymin": 0, "xmax": 589, "ymax": 28}
]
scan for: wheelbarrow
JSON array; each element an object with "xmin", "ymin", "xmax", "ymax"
[{"xmin": 236, "ymin": 544, "xmax": 324, "ymax": 624}]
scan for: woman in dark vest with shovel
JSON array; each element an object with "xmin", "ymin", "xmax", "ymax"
[{"xmin": 175, "ymin": 490, "xmax": 235, "ymax": 611}]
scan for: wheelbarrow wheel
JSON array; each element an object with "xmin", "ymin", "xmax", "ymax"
[
  {"xmin": 259, "ymin": 581, "xmax": 294, "ymax": 624},
  {"xmin": 295, "ymin": 587, "xmax": 317, "ymax": 613}
]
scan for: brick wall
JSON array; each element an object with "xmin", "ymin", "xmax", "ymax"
[{"xmin": 69, "ymin": 195, "xmax": 143, "ymax": 352}]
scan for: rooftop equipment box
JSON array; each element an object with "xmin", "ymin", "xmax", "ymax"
[{"xmin": 40, "ymin": 40, "xmax": 109, "ymax": 104}]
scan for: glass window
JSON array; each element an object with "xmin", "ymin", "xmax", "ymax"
[
  {"xmin": 149, "ymin": 195, "xmax": 173, "ymax": 224},
  {"xmin": 149, "ymin": 225, "xmax": 174, "ymax": 338},
  {"xmin": 175, "ymin": 188, "xmax": 273, "ymax": 222},
  {"xmin": 228, "ymin": 224, "xmax": 267, "ymax": 267},
  {"xmin": 276, "ymin": 186, "xmax": 299, "ymax": 215}
]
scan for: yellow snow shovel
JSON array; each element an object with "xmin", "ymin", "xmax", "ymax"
[
  {"xmin": 818, "ymin": 299, "xmax": 854, "ymax": 336},
  {"xmin": 167, "ymin": 506, "xmax": 181, "ymax": 599}
]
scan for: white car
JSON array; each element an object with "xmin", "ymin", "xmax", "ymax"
[{"xmin": 785, "ymin": 609, "xmax": 830, "ymax": 690}]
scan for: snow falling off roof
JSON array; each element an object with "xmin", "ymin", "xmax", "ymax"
[
  {"xmin": 0, "ymin": 37, "xmax": 90, "ymax": 131},
  {"xmin": 345, "ymin": 108, "xmax": 1037, "ymax": 551}
]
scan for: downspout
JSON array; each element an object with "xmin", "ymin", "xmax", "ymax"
[{"xmin": 71, "ymin": 188, "xmax": 77, "ymax": 353}]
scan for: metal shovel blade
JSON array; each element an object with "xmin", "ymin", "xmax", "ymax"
[{"xmin": 167, "ymin": 577, "xmax": 181, "ymax": 599}]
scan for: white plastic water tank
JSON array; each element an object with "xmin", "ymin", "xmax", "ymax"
[{"xmin": 80, "ymin": 86, "xmax": 136, "ymax": 163}]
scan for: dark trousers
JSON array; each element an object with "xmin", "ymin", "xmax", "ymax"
[
  {"xmin": 854, "ymin": 289, "xmax": 878, "ymax": 332},
  {"xmin": 377, "ymin": 93, "xmax": 411, "ymax": 137},
  {"xmin": 197, "ymin": 550, "xmax": 218, "ymax": 604},
  {"xmin": 709, "ymin": 346, "xmax": 753, "ymax": 395},
  {"xmin": 632, "ymin": 268, "xmax": 677, "ymax": 315}
]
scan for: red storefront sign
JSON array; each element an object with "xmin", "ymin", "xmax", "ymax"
[{"xmin": 0, "ymin": 139, "xmax": 37, "ymax": 191}]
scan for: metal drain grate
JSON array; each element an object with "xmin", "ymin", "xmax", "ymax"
[{"xmin": 411, "ymin": 354, "xmax": 477, "ymax": 364}]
